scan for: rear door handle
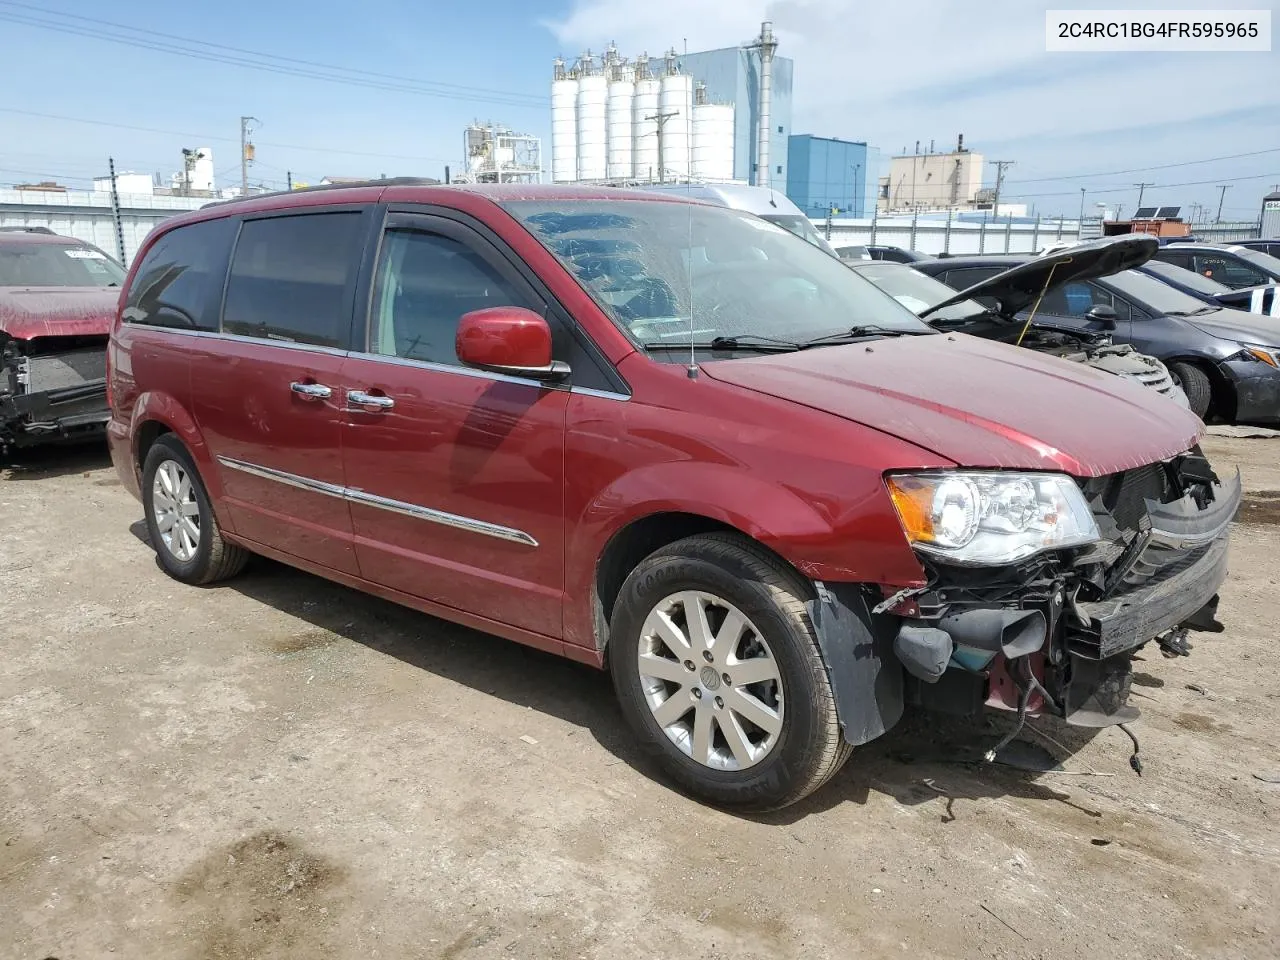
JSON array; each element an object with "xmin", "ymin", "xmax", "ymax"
[
  {"xmin": 347, "ymin": 389, "xmax": 395, "ymax": 411},
  {"xmin": 290, "ymin": 381, "xmax": 332, "ymax": 400}
]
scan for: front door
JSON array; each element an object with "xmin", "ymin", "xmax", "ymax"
[
  {"xmin": 193, "ymin": 208, "xmax": 370, "ymax": 575},
  {"xmin": 340, "ymin": 212, "xmax": 569, "ymax": 638},
  {"xmin": 1027, "ymin": 280, "xmax": 1133, "ymax": 343}
]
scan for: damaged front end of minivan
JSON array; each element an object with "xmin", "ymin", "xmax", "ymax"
[
  {"xmin": 0, "ymin": 331, "xmax": 110, "ymax": 454},
  {"xmin": 812, "ymin": 449, "xmax": 1239, "ymax": 772}
]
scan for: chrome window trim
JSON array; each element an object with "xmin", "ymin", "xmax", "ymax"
[
  {"xmin": 127, "ymin": 325, "xmax": 631, "ymax": 399},
  {"xmin": 125, "ymin": 325, "xmax": 350, "ymax": 358},
  {"xmin": 216, "ymin": 455, "xmax": 538, "ymax": 547}
]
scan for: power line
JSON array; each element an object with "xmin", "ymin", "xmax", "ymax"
[
  {"xmin": 1002, "ymin": 146, "xmax": 1280, "ymax": 185},
  {"xmin": 0, "ymin": 107, "xmax": 455, "ymax": 163},
  {"xmin": 1004, "ymin": 170, "xmax": 1278, "ymax": 201},
  {"xmin": 0, "ymin": 4, "xmax": 546, "ymax": 109}
]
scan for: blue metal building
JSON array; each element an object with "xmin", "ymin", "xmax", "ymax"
[
  {"xmin": 678, "ymin": 46, "xmax": 794, "ymax": 187},
  {"xmin": 786, "ymin": 135, "xmax": 883, "ymax": 219}
]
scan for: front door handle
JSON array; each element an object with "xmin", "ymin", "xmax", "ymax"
[
  {"xmin": 347, "ymin": 389, "xmax": 395, "ymax": 411},
  {"xmin": 290, "ymin": 381, "xmax": 332, "ymax": 400}
]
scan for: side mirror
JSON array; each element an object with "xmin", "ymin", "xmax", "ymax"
[
  {"xmin": 1085, "ymin": 304, "xmax": 1118, "ymax": 329},
  {"xmin": 455, "ymin": 307, "xmax": 569, "ymax": 382}
]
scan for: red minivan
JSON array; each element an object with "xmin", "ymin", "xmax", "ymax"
[{"xmin": 108, "ymin": 182, "xmax": 1238, "ymax": 809}]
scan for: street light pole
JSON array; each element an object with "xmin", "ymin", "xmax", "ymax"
[{"xmin": 1079, "ymin": 187, "xmax": 1086, "ymax": 224}]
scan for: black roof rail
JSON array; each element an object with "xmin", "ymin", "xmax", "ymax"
[
  {"xmin": 203, "ymin": 177, "xmax": 445, "ymax": 208},
  {"xmin": 0, "ymin": 225, "xmax": 57, "ymax": 234}
]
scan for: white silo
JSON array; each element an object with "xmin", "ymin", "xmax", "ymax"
[
  {"xmin": 692, "ymin": 103, "xmax": 735, "ymax": 181},
  {"xmin": 631, "ymin": 55, "xmax": 660, "ymax": 181},
  {"xmin": 606, "ymin": 62, "xmax": 634, "ymax": 180},
  {"xmin": 551, "ymin": 59, "xmax": 578, "ymax": 183},
  {"xmin": 575, "ymin": 54, "xmax": 608, "ymax": 181},
  {"xmin": 658, "ymin": 52, "xmax": 692, "ymax": 181}
]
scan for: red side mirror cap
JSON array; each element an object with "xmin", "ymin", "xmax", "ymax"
[{"xmin": 455, "ymin": 307, "xmax": 567, "ymax": 381}]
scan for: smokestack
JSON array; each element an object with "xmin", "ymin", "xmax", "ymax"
[{"xmin": 753, "ymin": 21, "xmax": 777, "ymax": 187}]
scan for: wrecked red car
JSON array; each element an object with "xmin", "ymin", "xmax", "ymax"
[
  {"xmin": 108, "ymin": 183, "xmax": 1239, "ymax": 810},
  {"xmin": 0, "ymin": 228, "xmax": 122, "ymax": 454}
]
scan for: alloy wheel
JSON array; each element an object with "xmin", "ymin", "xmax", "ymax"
[
  {"xmin": 152, "ymin": 459, "xmax": 201, "ymax": 562},
  {"xmin": 636, "ymin": 591, "xmax": 784, "ymax": 771}
]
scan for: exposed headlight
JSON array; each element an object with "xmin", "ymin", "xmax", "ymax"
[
  {"xmin": 1239, "ymin": 344, "xmax": 1279, "ymax": 367},
  {"xmin": 886, "ymin": 472, "xmax": 1099, "ymax": 565}
]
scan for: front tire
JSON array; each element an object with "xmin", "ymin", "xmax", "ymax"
[
  {"xmin": 141, "ymin": 435, "xmax": 249, "ymax": 585},
  {"xmin": 609, "ymin": 533, "xmax": 850, "ymax": 810},
  {"xmin": 1168, "ymin": 361, "xmax": 1212, "ymax": 419}
]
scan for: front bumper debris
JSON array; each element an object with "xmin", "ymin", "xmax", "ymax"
[{"xmin": 878, "ymin": 448, "xmax": 1238, "ymax": 748}]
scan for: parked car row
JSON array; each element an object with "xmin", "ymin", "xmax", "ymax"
[{"xmin": 94, "ymin": 181, "xmax": 1242, "ymax": 810}]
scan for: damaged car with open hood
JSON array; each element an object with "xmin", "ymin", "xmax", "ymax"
[
  {"xmin": 861, "ymin": 235, "xmax": 1190, "ymax": 409},
  {"xmin": 107, "ymin": 184, "xmax": 1238, "ymax": 810},
  {"xmin": 0, "ymin": 229, "xmax": 122, "ymax": 454}
]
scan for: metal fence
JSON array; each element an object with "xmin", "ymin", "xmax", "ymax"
[
  {"xmin": 0, "ymin": 188, "xmax": 207, "ymax": 264},
  {"xmin": 812, "ymin": 210, "xmax": 1264, "ymax": 256}
]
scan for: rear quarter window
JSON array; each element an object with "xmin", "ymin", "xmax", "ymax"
[{"xmin": 123, "ymin": 217, "xmax": 237, "ymax": 331}]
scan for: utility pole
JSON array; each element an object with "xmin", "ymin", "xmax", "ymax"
[
  {"xmin": 1079, "ymin": 187, "xmax": 1086, "ymax": 224},
  {"xmin": 991, "ymin": 160, "xmax": 1013, "ymax": 214},
  {"xmin": 1134, "ymin": 181, "xmax": 1154, "ymax": 210},
  {"xmin": 107, "ymin": 157, "xmax": 126, "ymax": 264},
  {"xmin": 645, "ymin": 110, "xmax": 679, "ymax": 183},
  {"xmin": 240, "ymin": 116, "xmax": 259, "ymax": 196},
  {"xmin": 286, "ymin": 171, "xmax": 293, "ymax": 190},
  {"xmin": 852, "ymin": 162, "xmax": 861, "ymax": 217},
  {"xmin": 1215, "ymin": 184, "xmax": 1230, "ymax": 222}
]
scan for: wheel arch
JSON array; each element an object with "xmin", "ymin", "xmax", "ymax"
[
  {"xmin": 128, "ymin": 391, "xmax": 231, "ymax": 527},
  {"xmin": 1167, "ymin": 355, "xmax": 1236, "ymax": 421}
]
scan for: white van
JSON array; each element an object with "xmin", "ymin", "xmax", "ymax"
[{"xmin": 637, "ymin": 183, "xmax": 837, "ymax": 255}]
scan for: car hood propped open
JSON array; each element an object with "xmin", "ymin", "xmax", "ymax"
[
  {"xmin": 701, "ymin": 332, "xmax": 1202, "ymax": 476},
  {"xmin": 920, "ymin": 236, "xmax": 1159, "ymax": 322}
]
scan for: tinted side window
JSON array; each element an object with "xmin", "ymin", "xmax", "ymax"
[
  {"xmin": 942, "ymin": 267, "xmax": 1002, "ymax": 291},
  {"xmin": 1157, "ymin": 250, "xmax": 1193, "ymax": 270},
  {"xmin": 370, "ymin": 228, "xmax": 533, "ymax": 366},
  {"xmin": 123, "ymin": 217, "xmax": 236, "ymax": 331},
  {"xmin": 1195, "ymin": 253, "xmax": 1269, "ymax": 288},
  {"xmin": 223, "ymin": 212, "xmax": 364, "ymax": 347}
]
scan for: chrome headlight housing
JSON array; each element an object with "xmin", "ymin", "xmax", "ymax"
[{"xmin": 886, "ymin": 471, "xmax": 1099, "ymax": 565}]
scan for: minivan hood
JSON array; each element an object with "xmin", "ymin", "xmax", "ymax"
[
  {"xmin": 701, "ymin": 333, "xmax": 1201, "ymax": 476},
  {"xmin": 0, "ymin": 286, "xmax": 117, "ymax": 339},
  {"xmin": 921, "ymin": 235, "xmax": 1159, "ymax": 321},
  {"xmin": 1183, "ymin": 305, "xmax": 1280, "ymax": 345}
]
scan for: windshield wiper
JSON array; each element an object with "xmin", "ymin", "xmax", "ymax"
[
  {"xmin": 1167, "ymin": 306, "xmax": 1218, "ymax": 317},
  {"xmin": 643, "ymin": 334, "xmax": 801, "ymax": 352},
  {"xmin": 800, "ymin": 325, "xmax": 932, "ymax": 347}
]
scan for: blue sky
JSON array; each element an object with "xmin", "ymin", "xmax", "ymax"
[{"xmin": 2, "ymin": 0, "xmax": 1277, "ymax": 219}]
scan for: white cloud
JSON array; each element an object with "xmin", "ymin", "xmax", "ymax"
[{"xmin": 546, "ymin": 0, "xmax": 1280, "ymax": 215}]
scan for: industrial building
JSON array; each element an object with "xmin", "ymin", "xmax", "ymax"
[
  {"xmin": 879, "ymin": 137, "xmax": 985, "ymax": 212},
  {"xmin": 786, "ymin": 135, "xmax": 882, "ymax": 219},
  {"xmin": 549, "ymin": 22, "xmax": 787, "ymax": 187},
  {"xmin": 460, "ymin": 122, "xmax": 542, "ymax": 183}
]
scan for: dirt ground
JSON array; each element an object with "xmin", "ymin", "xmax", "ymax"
[{"xmin": 2, "ymin": 434, "xmax": 1278, "ymax": 960}]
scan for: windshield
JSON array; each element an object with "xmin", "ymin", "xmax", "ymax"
[
  {"xmin": 1238, "ymin": 248, "xmax": 1280, "ymax": 277},
  {"xmin": 852, "ymin": 261, "xmax": 989, "ymax": 323},
  {"xmin": 759, "ymin": 214, "xmax": 838, "ymax": 255},
  {"xmin": 0, "ymin": 242, "xmax": 125, "ymax": 287},
  {"xmin": 1143, "ymin": 259, "xmax": 1228, "ymax": 295},
  {"xmin": 1103, "ymin": 268, "xmax": 1214, "ymax": 314},
  {"xmin": 504, "ymin": 200, "xmax": 931, "ymax": 347}
]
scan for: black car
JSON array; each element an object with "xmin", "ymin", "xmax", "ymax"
[
  {"xmin": 1136, "ymin": 259, "xmax": 1279, "ymax": 317},
  {"xmin": 867, "ymin": 245, "xmax": 929, "ymax": 263},
  {"xmin": 917, "ymin": 250, "xmax": 1280, "ymax": 423},
  {"xmin": 1232, "ymin": 239, "xmax": 1280, "ymax": 259},
  {"xmin": 848, "ymin": 242, "xmax": 1188, "ymax": 409},
  {"xmin": 1152, "ymin": 242, "xmax": 1280, "ymax": 289}
]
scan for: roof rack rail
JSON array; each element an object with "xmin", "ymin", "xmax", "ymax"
[
  {"xmin": 203, "ymin": 177, "xmax": 445, "ymax": 208},
  {"xmin": 0, "ymin": 225, "xmax": 57, "ymax": 234}
]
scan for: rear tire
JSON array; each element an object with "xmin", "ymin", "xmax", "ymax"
[
  {"xmin": 142, "ymin": 435, "xmax": 249, "ymax": 585},
  {"xmin": 1168, "ymin": 361, "xmax": 1211, "ymax": 419},
  {"xmin": 609, "ymin": 533, "xmax": 850, "ymax": 811}
]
